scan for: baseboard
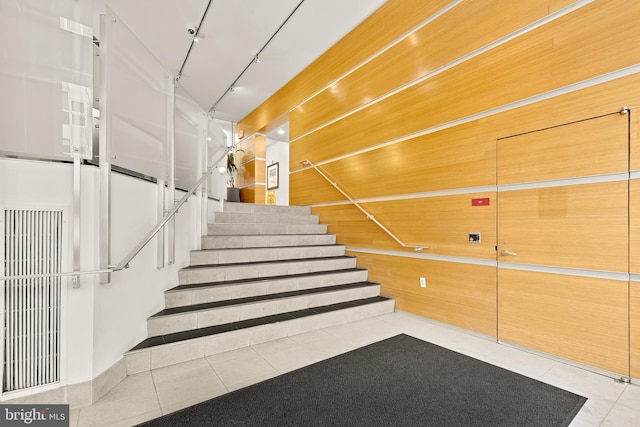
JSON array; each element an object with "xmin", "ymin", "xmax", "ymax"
[{"xmin": 0, "ymin": 358, "xmax": 127, "ymax": 409}]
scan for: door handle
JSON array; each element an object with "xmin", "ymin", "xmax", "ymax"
[{"xmin": 500, "ymin": 249, "xmax": 517, "ymax": 256}]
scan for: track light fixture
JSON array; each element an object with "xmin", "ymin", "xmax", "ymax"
[
  {"xmin": 187, "ymin": 25, "xmax": 200, "ymax": 42},
  {"xmin": 207, "ymin": 0, "xmax": 305, "ymax": 115}
]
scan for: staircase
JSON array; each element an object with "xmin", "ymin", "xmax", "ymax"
[{"xmin": 124, "ymin": 202, "xmax": 395, "ymax": 375}]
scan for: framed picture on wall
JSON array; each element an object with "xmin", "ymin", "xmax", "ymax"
[{"xmin": 267, "ymin": 162, "xmax": 279, "ymax": 190}]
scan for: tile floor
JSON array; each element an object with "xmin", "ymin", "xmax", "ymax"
[{"xmin": 70, "ymin": 311, "xmax": 640, "ymax": 426}]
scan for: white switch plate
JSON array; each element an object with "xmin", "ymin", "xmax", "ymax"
[{"xmin": 420, "ymin": 277, "xmax": 426, "ymax": 288}]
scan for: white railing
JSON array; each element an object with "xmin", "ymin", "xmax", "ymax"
[
  {"xmin": 301, "ymin": 159, "xmax": 428, "ymax": 252},
  {"xmin": 0, "ymin": 147, "xmax": 232, "ymax": 283}
]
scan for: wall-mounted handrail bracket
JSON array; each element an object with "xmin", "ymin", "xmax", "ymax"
[{"xmin": 301, "ymin": 159, "xmax": 429, "ymax": 252}]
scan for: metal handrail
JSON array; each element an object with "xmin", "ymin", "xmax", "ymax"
[
  {"xmin": 0, "ymin": 147, "xmax": 233, "ymax": 282},
  {"xmin": 301, "ymin": 160, "xmax": 427, "ymax": 252}
]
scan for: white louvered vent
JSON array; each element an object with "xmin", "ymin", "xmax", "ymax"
[{"xmin": 3, "ymin": 210, "xmax": 62, "ymax": 392}]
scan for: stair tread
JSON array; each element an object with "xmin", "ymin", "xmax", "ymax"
[
  {"xmin": 169, "ymin": 268, "xmax": 367, "ymax": 292},
  {"xmin": 194, "ymin": 244, "xmax": 344, "ymax": 252},
  {"xmin": 180, "ymin": 255, "xmax": 356, "ymax": 271},
  {"xmin": 203, "ymin": 234, "xmax": 332, "ymax": 237},
  {"xmin": 153, "ymin": 281, "xmax": 379, "ymax": 317},
  {"xmin": 130, "ymin": 296, "xmax": 391, "ymax": 352}
]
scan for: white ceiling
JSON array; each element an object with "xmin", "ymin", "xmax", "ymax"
[{"xmin": 94, "ymin": 0, "xmax": 387, "ymax": 133}]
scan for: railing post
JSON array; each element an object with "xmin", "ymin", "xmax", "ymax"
[
  {"xmin": 72, "ymin": 156, "xmax": 81, "ymax": 287},
  {"xmin": 201, "ymin": 115, "xmax": 210, "ymax": 237},
  {"xmin": 156, "ymin": 178, "xmax": 165, "ymax": 269},
  {"xmin": 98, "ymin": 14, "xmax": 112, "ymax": 284},
  {"xmin": 166, "ymin": 75, "xmax": 176, "ymax": 265}
]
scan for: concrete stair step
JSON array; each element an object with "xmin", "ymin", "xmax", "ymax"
[
  {"xmin": 165, "ymin": 268, "xmax": 369, "ymax": 308},
  {"xmin": 222, "ymin": 202, "xmax": 311, "ymax": 216},
  {"xmin": 189, "ymin": 244, "xmax": 346, "ymax": 266},
  {"xmin": 214, "ymin": 212, "xmax": 319, "ymax": 225},
  {"xmin": 125, "ymin": 296, "xmax": 395, "ymax": 374},
  {"xmin": 148, "ymin": 282, "xmax": 381, "ymax": 336},
  {"xmin": 201, "ymin": 233, "xmax": 337, "ymax": 250},
  {"xmin": 207, "ymin": 223, "xmax": 327, "ymax": 235},
  {"xmin": 179, "ymin": 256, "xmax": 357, "ymax": 285}
]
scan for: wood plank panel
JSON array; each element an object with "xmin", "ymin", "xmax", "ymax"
[
  {"xmin": 631, "ymin": 179, "xmax": 640, "ymax": 273},
  {"xmin": 498, "ymin": 269, "xmax": 628, "ymax": 375},
  {"xmin": 632, "ymin": 111, "xmax": 640, "ymax": 172},
  {"xmin": 292, "ymin": 76, "xmax": 640, "ymax": 207},
  {"xmin": 497, "ymin": 181, "xmax": 628, "ymax": 272},
  {"xmin": 292, "ymin": 0, "xmax": 576, "ymax": 137},
  {"xmin": 291, "ymin": 72, "xmax": 640, "ymax": 173},
  {"xmin": 239, "ymin": 184, "xmax": 266, "ymax": 204},
  {"xmin": 291, "ymin": 0, "xmax": 640, "ymax": 166},
  {"xmin": 292, "ymin": 121, "xmax": 495, "ymax": 205},
  {"xmin": 631, "ymin": 282, "xmax": 640, "ymax": 378},
  {"xmin": 353, "ymin": 252, "xmax": 497, "ymax": 337},
  {"xmin": 236, "ymin": 0, "xmax": 452, "ymax": 137},
  {"xmin": 498, "ymin": 113, "xmax": 628, "ymax": 185},
  {"xmin": 313, "ymin": 191, "xmax": 496, "ymax": 259},
  {"xmin": 235, "ymin": 160, "xmax": 256, "ymax": 188},
  {"xmin": 236, "ymin": 134, "xmax": 266, "ymax": 165}
]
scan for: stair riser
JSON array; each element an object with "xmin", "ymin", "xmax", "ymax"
[
  {"xmin": 208, "ymin": 223, "xmax": 327, "ymax": 235},
  {"xmin": 190, "ymin": 245, "xmax": 346, "ymax": 266},
  {"xmin": 166, "ymin": 270, "xmax": 369, "ymax": 308},
  {"xmin": 179, "ymin": 258, "xmax": 357, "ymax": 285},
  {"xmin": 222, "ymin": 202, "xmax": 311, "ymax": 216},
  {"xmin": 214, "ymin": 212, "xmax": 319, "ymax": 225},
  {"xmin": 126, "ymin": 299, "xmax": 395, "ymax": 374},
  {"xmin": 148, "ymin": 285, "xmax": 381, "ymax": 336},
  {"xmin": 201, "ymin": 234, "xmax": 337, "ymax": 250}
]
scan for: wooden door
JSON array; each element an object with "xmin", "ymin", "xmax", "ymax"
[{"xmin": 496, "ymin": 112, "xmax": 630, "ymax": 376}]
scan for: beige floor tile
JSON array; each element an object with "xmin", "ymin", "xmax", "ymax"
[
  {"xmin": 258, "ymin": 345, "xmax": 325, "ymax": 373},
  {"xmin": 69, "ymin": 311, "xmax": 624, "ymax": 427},
  {"xmin": 480, "ymin": 345, "xmax": 558, "ymax": 380},
  {"xmin": 76, "ymin": 372, "xmax": 159, "ymax": 427},
  {"xmin": 568, "ymin": 396, "xmax": 614, "ymax": 427},
  {"xmin": 540, "ymin": 363, "xmax": 627, "ymax": 401},
  {"xmin": 600, "ymin": 402, "xmax": 640, "ymax": 426},
  {"xmin": 348, "ymin": 317, "xmax": 405, "ymax": 339},
  {"xmin": 288, "ymin": 329, "xmax": 332, "ymax": 344},
  {"xmin": 225, "ymin": 372, "xmax": 280, "ymax": 392},
  {"xmin": 251, "ymin": 337, "xmax": 300, "ymax": 357},
  {"xmin": 104, "ymin": 409, "xmax": 163, "ymax": 427},
  {"xmin": 208, "ymin": 350, "xmax": 277, "ymax": 388},
  {"xmin": 151, "ymin": 358, "xmax": 227, "ymax": 411},
  {"xmin": 160, "ymin": 393, "xmax": 226, "ymax": 417},
  {"xmin": 616, "ymin": 382, "xmax": 640, "ymax": 410},
  {"xmin": 69, "ymin": 408, "xmax": 80, "ymax": 427},
  {"xmin": 206, "ymin": 346, "xmax": 259, "ymax": 365}
]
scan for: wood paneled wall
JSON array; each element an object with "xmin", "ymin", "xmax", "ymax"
[
  {"xmin": 237, "ymin": 0, "xmax": 640, "ymax": 377},
  {"xmin": 235, "ymin": 134, "xmax": 266, "ymax": 203}
]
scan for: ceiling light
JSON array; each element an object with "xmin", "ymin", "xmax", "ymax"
[
  {"xmin": 254, "ymin": 55, "xmax": 261, "ymax": 64},
  {"xmin": 193, "ymin": 35, "xmax": 200, "ymax": 43},
  {"xmin": 277, "ymin": 129, "xmax": 285, "ymax": 135},
  {"xmin": 229, "ymin": 86, "xmax": 235, "ymax": 93}
]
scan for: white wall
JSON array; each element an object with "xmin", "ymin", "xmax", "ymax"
[
  {"xmin": 266, "ymin": 138, "xmax": 290, "ymax": 205},
  {"xmin": 0, "ymin": 158, "xmax": 94, "ymax": 385},
  {"xmin": 0, "ymin": 157, "xmax": 201, "ymax": 386},
  {"xmin": 93, "ymin": 172, "xmax": 199, "ymax": 377}
]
